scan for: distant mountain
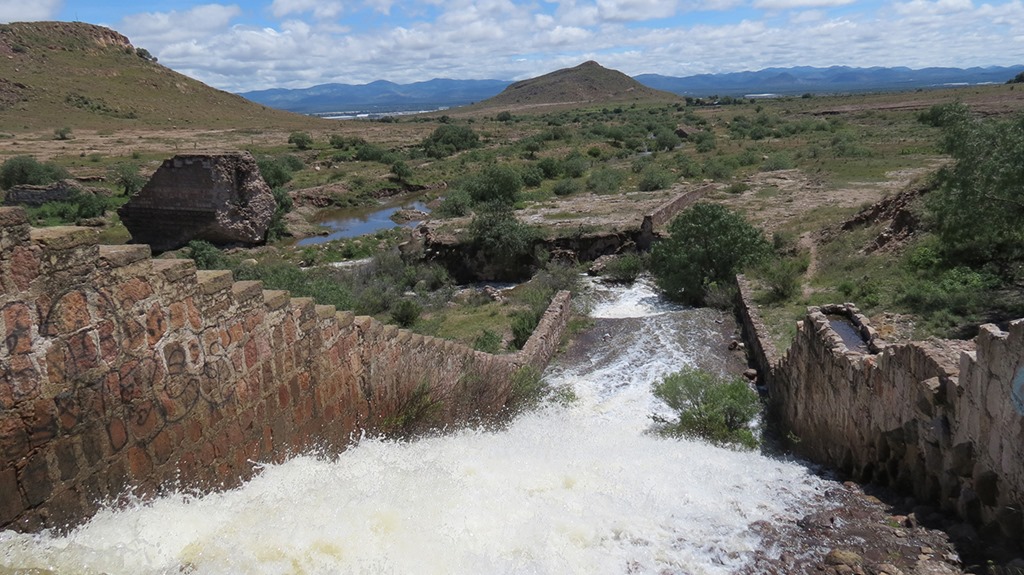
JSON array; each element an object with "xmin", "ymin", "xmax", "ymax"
[
  {"xmin": 0, "ymin": 21, "xmax": 316, "ymax": 131},
  {"xmin": 240, "ymin": 78, "xmax": 512, "ymax": 114},
  {"xmin": 239, "ymin": 64, "xmax": 1024, "ymax": 115},
  {"xmin": 634, "ymin": 65, "xmax": 1024, "ymax": 96}
]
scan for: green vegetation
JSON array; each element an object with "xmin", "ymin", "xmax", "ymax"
[
  {"xmin": 108, "ymin": 162, "xmax": 146, "ymax": 196},
  {"xmin": 288, "ymin": 131, "xmax": 314, "ymax": 150},
  {"xmin": 651, "ymin": 203, "xmax": 771, "ymax": 305},
  {"xmin": 0, "ymin": 156, "xmax": 70, "ymax": 189},
  {"xmin": 467, "ymin": 205, "xmax": 540, "ymax": 280},
  {"xmin": 653, "ymin": 366, "xmax": 760, "ymax": 450},
  {"xmin": 422, "ymin": 124, "xmax": 480, "ymax": 158}
]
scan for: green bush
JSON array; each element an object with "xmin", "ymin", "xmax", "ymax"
[
  {"xmin": 653, "ymin": 366, "xmax": 760, "ymax": 449},
  {"xmin": 436, "ymin": 189, "xmax": 472, "ymax": 217},
  {"xmin": 586, "ymin": 167, "xmax": 625, "ymax": 194},
  {"xmin": 754, "ymin": 254, "xmax": 808, "ymax": 302},
  {"xmin": 702, "ymin": 156, "xmax": 736, "ymax": 181},
  {"xmin": 537, "ymin": 157, "xmax": 562, "ymax": 179},
  {"xmin": 54, "ymin": 127, "xmax": 72, "ymax": 140},
  {"xmin": 288, "ymin": 131, "xmax": 313, "ymax": 150},
  {"xmin": 422, "ymin": 124, "xmax": 480, "ymax": 158},
  {"xmin": 256, "ymin": 156, "xmax": 297, "ymax": 189},
  {"xmin": 473, "ymin": 329, "xmax": 502, "ymax": 353},
  {"xmin": 266, "ymin": 187, "xmax": 293, "ymax": 241},
  {"xmin": 519, "ymin": 164, "xmax": 544, "ymax": 188},
  {"xmin": 462, "ymin": 164, "xmax": 523, "ymax": 206},
  {"xmin": 562, "ymin": 154, "xmax": 589, "ymax": 178},
  {"xmin": 32, "ymin": 192, "xmax": 108, "ymax": 224},
  {"xmin": 510, "ymin": 309, "xmax": 538, "ymax": 349},
  {"xmin": 468, "ymin": 206, "xmax": 539, "ymax": 279},
  {"xmin": 390, "ymin": 161, "xmax": 413, "ymax": 183},
  {"xmin": 390, "ymin": 299, "xmax": 422, "ymax": 327},
  {"xmin": 692, "ymin": 131, "xmax": 716, "ymax": 153},
  {"xmin": 0, "ymin": 156, "xmax": 70, "ymax": 190},
  {"xmin": 602, "ymin": 253, "xmax": 647, "ymax": 283},
  {"xmin": 650, "ymin": 203, "xmax": 770, "ymax": 305},
  {"xmin": 188, "ymin": 240, "xmax": 224, "ymax": 269},
  {"xmin": 638, "ymin": 167, "xmax": 673, "ymax": 191},
  {"xmin": 552, "ymin": 178, "xmax": 581, "ymax": 196}
]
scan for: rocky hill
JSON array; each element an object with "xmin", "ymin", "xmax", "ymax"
[
  {"xmin": 462, "ymin": 61, "xmax": 681, "ymax": 113},
  {"xmin": 0, "ymin": 21, "xmax": 318, "ymax": 131}
]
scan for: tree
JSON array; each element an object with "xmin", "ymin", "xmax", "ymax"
[
  {"xmin": 288, "ymin": 131, "xmax": 313, "ymax": 150},
  {"xmin": 462, "ymin": 164, "xmax": 523, "ymax": 206},
  {"xmin": 924, "ymin": 103, "xmax": 1024, "ymax": 277},
  {"xmin": 108, "ymin": 162, "xmax": 146, "ymax": 196},
  {"xmin": 422, "ymin": 124, "xmax": 479, "ymax": 158},
  {"xmin": 650, "ymin": 203, "xmax": 770, "ymax": 305},
  {"xmin": 468, "ymin": 205, "xmax": 539, "ymax": 280},
  {"xmin": 390, "ymin": 160, "xmax": 413, "ymax": 183},
  {"xmin": 1007, "ymin": 71, "xmax": 1024, "ymax": 84}
]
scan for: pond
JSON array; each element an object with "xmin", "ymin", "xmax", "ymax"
[{"xmin": 297, "ymin": 197, "xmax": 430, "ymax": 246}]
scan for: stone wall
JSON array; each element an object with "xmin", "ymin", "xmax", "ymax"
[
  {"xmin": 0, "ymin": 206, "xmax": 571, "ymax": 532},
  {"xmin": 736, "ymin": 277, "xmax": 1024, "ymax": 545},
  {"xmin": 2, "ymin": 180, "xmax": 103, "ymax": 208},
  {"xmin": 636, "ymin": 184, "xmax": 712, "ymax": 250}
]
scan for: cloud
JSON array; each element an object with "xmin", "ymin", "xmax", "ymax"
[
  {"xmin": 0, "ymin": 0, "xmax": 62, "ymax": 23},
  {"xmin": 270, "ymin": 0, "xmax": 345, "ymax": 19},
  {"xmin": 596, "ymin": 0, "xmax": 679, "ymax": 21},
  {"xmin": 120, "ymin": 4, "xmax": 243, "ymax": 45},
  {"xmin": 754, "ymin": 0, "xmax": 853, "ymax": 9}
]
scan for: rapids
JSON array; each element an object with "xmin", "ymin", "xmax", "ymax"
[{"xmin": 0, "ymin": 277, "xmax": 830, "ymax": 575}]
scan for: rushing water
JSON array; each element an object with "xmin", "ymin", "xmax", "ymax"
[{"xmin": 0, "ymin": 278, "xmax": 830, "ymax": 575}]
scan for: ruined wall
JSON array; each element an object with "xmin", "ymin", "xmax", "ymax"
[
  {"xmin": 0, "ymin": 206, "xmax": 571, "ymax": 532},
  {"xmin": 736, "ymin": 277, "xmax": 1024, "ymax": 545},
  {"xmin": 2, "ymin": 180, "xmax": 103, "ymax": 208},
  {"xmin": 636, "ymin": 184, "xmax": 712, "ymax": 250}
]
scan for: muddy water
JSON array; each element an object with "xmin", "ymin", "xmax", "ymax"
[{"xmin": 0, "ymin": 278, "xmax": 835, "ymax": 575}]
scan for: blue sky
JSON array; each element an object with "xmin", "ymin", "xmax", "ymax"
[{"xmin": 1, "ymin": 0, "xmax": 1021, "ymax": 92}]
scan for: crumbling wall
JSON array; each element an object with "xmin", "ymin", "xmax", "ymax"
[
  {"xmin": 0, "ymin": 207, "xmax": 571, "ymax": 532},
  {"xmin": 736, "ymin": 277, "xmax": 1024, "ymax": 545}
]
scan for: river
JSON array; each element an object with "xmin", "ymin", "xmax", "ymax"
[{"xmin": 0, "ymin": 278, "xmax": 833, "ymax": 575}]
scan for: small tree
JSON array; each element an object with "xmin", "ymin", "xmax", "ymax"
[
  {"xmin": 650, "ymin": 203, "xmax": 770, "ymax": 305},
  {"xmin": 422, "ymin": 124, "xmax": 479, "ymax": 158},
  {"xmin": 288, "ymin": 131, "xmax": 314, "ymax": 150},
  {"xmin": 462, "ymin": 164, "xmax": 523, "ymax": 206},
  {"xmin": 0, "ymin": 156, "xmax": 69, "ymax": 190},
  {"xmin": 108, "ymin": 162, "xmax": 146, "ymax": 196},
  {"xmin": 53, "ymin": 127, "xmax": 73, "ymax": 140},
  {"xmin": 390, "ymin": 160, "xmax": 413, "ymax": 184},
  {"xmin": 653, "ymin": 366, "xmax": 760, "ymax": 449}
]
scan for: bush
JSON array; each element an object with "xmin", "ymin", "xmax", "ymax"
[
  {"xmin": 638, "ymin": 167, "xmax": 673, "ymax": 191},
  {"xmin": 436, "ymin": 189, "xmax": 472, "ymax": 217},
  {"xmin": 650, "ymin": 203, "xmax": 771, "ymax": 305},
  {"xmin": 602, "ymin": 252, "xmax": 647, "ymax": 283},
  {"xmin": 462, "ymin": 164, "xmax": 523, "ymax": 206},
  {"xmin": 510, "ymin": 309, "xmax": 538, "ymax": 349},
  {"xmin": 692, "ymin": 131, "xmax": 717, "ymax": 153},
  {"xmin": 702, "ymin": 156, "xmax": 736, "ymax": 181},
  {"xmin": 266, "ymin": 186, "xmax": 293, "ymax": 241},
  {"xmin": 0, "ymin": 156, "xmax": 70, "ymax": 190},
  {"xmin": 552, "ymin": 178, "xmax": 581, "ymax": 196},
  {"xmin": 473, "ymin": 329, "xmax": 502, "ymax": 353},
  {"xmin": 288, "ymin": 131, "xmax": 313, "ymax": 150},
  {"xmin": 54, "ymin": 127, "xmax": 72, "ymax": 140},
  {"xmin": 496, "ymin": 111, "xmax": 513, "ymax": 122},
  {"xmin": 32, "ymin": 192, "xmax": 108, "ymax": 224},
  {"xmin": 754, "ymin": 254, "xmax": 808, "ymax": 302},
  {"xmin": 537, "ymin": 157, "xmax": 562, "ymax": 179},
  {"xmin": 653, "ymin": 366, "xmax": 760, "ymax": 449},
  {"xmin": 519, "ymin": 164, "xmax": 544, "ymax": 188},
  {"xmin": 586, "ymin": 167, "xmax": 625, "ymax": 194},
  {"xmin": 256, "ymin": 156, "xmax": 297, "ymax": 189},
  {"xmin": 468, "ymin": 206, "xmax": 539, "ymax": 280},
  {"xmin": 188, "ymin": 240, "xmax": 224, "ymax": 269},
  {"xmin": 422, "ymin": 124, "xmax": 480, "ymax": 158},
  {"xmin": 390, "ymin": 299, "xmax": 422, "ymax": 327},
  {"xmin": 390, "ymin": 160, "xmax": 413, "ymax": 183},
  {"xmin": 761, "ymin": 152, "xmax": 794, "ymax": 172},
  {"xmin": 562, "ymin": 154, "xmax": 589, "ymax": 178}
]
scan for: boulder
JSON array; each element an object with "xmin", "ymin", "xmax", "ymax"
[{"xmin": 118, "ymin": 152, "xmax": 275, "ymax": 252}]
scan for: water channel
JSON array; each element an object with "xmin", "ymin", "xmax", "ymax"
[
  {"xmin": 0, "ymin": 278, "xmax": 833, "ymax": 574},
  {"xmin": 296, "ymin": 198, "xmax": 430, "ymax": 246}
]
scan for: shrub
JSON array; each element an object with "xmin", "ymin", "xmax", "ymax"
[
  {"xmin": 754, "ymin": 254, "xmax": 808, "ymax": 302},
  {"xmin": 693, "ymin": 131, "xmax": 717, "ymax": 153},
  {"xmin": 519, "ymin": 164, "xmax": 544, "ymax": 188},
  {"xmin": 256, "ymin": 156, "xmax": 297, "ymax": 189},
  {"xmin": 390, "ymin": 161, "xmax": 413, "ymax": 183},
  {"xmin": 288, "ymin": 131, "xmax": 313, "ymax": 150},
  {"xmin": 54, "ymin": 127, "xmax": 72, "ymax": 140},
  {"xmin": 436, "ymin": 189, "xmax": 472, "ymax": 217},
  {"xmin": 390, "ymin": 299, "xmax": 422, "ymax": 327},
  {"xmin": 510, "ymin": 309, "xmax": 538, "ymax": 349},
  {"xmin": 422, "ymin": 124, "xmax": 480, "ymax": 158},
  {"xmin": 496, "ymin": 111, "xmax": 513, "ymax": 122},
  {"xmin": 650, "ymin": 203, "xmax": 771, "ymax": 305},
  {"xmin": 537, "ymin": 157, "xmax": 562, "ymax": 179},
  {"xmin": 586, "ymin": 167, "xmax": 625, "ymax": 194},
  {"xmin": 266, "ymin": 187, "xmax": 293, "ymax": 241},
  {"xmin": 638, "ymin": 167, "xmax": 673, "ymax": 191},
  {"xmin": 702, "ymin": 156, "xmax": 736, "ymax": 181},
  {"xmin": 654, "ymin": 128, "xmax": 681, "ymax": 151},
  {"xmin": 473, "ymin": 329, "xmax": 502, "ymax": 353},
  {"xmin": 562, "ymin": 154, "xmax": 589, "ymax": 178},
  {"xmin": 188, "ymin": 240, "xmax": 224, "ymax": 269},
  {"xmin": 32, "ymin": 192, "xmax": 108, "ymax": 224},
  {"xmin": 653, "ymin": 366, "xmax": 760, "ymax": 449},
  {"xmin": 462, "ymin": 164, "xmax": 523, "ymax": 206},
  {"xmin": 552, "ymin": 178, "xmax": 581, "ymax": 196},
  {"xmin": 602, "ymin": 253, "xmax": 647, "ymax": 283},
  {"xmin": 0, "ymin": 156, "xmax": 70, "ymax": 190},
  {"xmin": 468, "ymin": 206, "xmax": 539, "ymax": 279}
]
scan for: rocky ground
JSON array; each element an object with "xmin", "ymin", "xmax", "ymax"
[{"xmin": 746, "ymin": 475, "xmax": 1024, "ymax": 575}]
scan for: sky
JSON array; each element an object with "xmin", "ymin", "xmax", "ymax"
[{"xmin": 0, "ymin": 0, "xmax": 1021, "ymax": 93}]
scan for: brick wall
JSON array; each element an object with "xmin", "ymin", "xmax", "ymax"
[
  {"xmin": 0, "ymin": 206, "xmax": 571, "ymax": 532},
  {"xmin": 736, "ymin": 277, "xmax": 1024, "ymax": 546}
]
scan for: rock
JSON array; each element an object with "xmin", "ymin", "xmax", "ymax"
[
  {"xmin": 743, "ymin": 368, "xmax": 758, "ymax": 380},
  {"xmin": 872, "ymin": 563, "xmax": 905, "ymax": 575},
  {"xmin": 391, "ymin": 208, "xmax": 429, "ymax": 224},
  {"xmin": 825, "ymin": 549, "xmax": 864, "ymax": 567},
  {"xmin": 118, "ymin": 152, "xmax": 276, "ymax": 252},
  {"xmin": 2, "ymin": 179, "xmax": 105, "ymax": 207}
]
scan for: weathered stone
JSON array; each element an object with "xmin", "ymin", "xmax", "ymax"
[
  {"xmin": 2, "ymin": 179, "xmax": 105, "ymax": 208},
  {"xmin": 118, "ymin": 153, "xmax": 275, "ymax": 251}
]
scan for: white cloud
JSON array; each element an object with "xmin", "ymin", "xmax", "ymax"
[
  {"xmin": 754, "ymin": 0, "xmax": 853, "ymax": 9},
  {"xmin": 893, "ymin": 0, "xmax": 973, "ymax": 15},
  {"xmin": 0, "ymin": 0, "xmax": 62, "ymax": 23},
  {"xmin": 120, "ymin": 4, "xmax": 242, "ymax": 44},
  {"xmin": 596, "ymin": 0, "xmax": 679, "ymax": 21},
  {"xmin": 270, "ymin": 0, "xmax": 345, "ymax": 19}
]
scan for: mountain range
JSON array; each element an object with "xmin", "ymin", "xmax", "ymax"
[{"xmin": 240, "ymin": 65, "xmax": 1024, "ymax": 114}]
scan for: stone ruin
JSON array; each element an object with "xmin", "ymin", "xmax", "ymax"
[
  {"xmin": 118, "ymin": 152, "xmax": 275, "ymax": 252},
  {"xmin": 2, "ymin": 179, "xmax": 106, "ymax": 207}
]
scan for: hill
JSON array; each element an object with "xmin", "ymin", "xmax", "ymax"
[
  {"xmin": 460, "ymin": 61, "xmax": 682, "ymax": 113},
  {"xmin": 241, "ymin": 78, "xmax": 513, "ymax": 115},
  {"xmin": 0, "ymin": 21, "xmax": 319, "ymax": 132},
  {"xmin": 635, "ymin": 65, "xmax": 1024, "ymax": 97}
]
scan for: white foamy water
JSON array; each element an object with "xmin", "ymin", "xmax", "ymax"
[{"xmin": 0, "ymin": 279, "xmax": 827, "ymax": 575}]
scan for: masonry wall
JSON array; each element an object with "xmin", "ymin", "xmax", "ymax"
[
  {"xmin": 736, "ymin": 277, "xmax": 1024, "ymax": 545},
  {"xmin": 0, "ymin": 206, "xmax": 571, "ymax": 532}
]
